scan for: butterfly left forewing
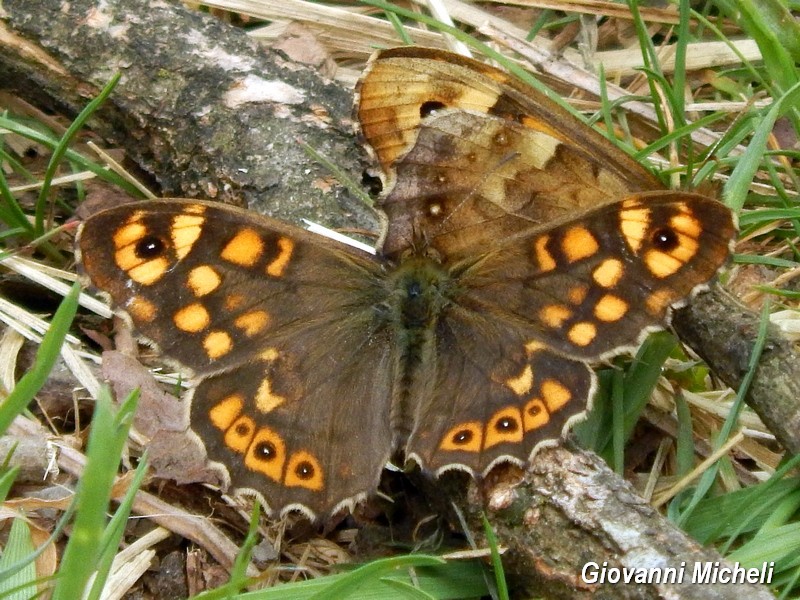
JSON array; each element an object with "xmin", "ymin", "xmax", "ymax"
[{"xmin": 77, "ymin": 200, "xmax": 383, "ymax": 374}]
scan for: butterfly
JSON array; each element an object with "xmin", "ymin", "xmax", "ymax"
[{"xmin": 76, "ymin": 47, "xmax": 735, "ymax": 518}]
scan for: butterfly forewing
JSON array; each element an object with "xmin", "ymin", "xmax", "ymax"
[
  {"xmin": 78, "ymin": 201, "xmax": 383, "ymax": 375},
  {"xmin": 455, "ymin": 192, "xmax": 735, "ymax": 360},
  {"xmin": 356, "ymin": 46, "xmax": 656, "ymax": 185}
]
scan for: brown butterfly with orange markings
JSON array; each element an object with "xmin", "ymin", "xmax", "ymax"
[{"xmin": 76, "ymin": 47, "xmax": 736, "ymax": 518}]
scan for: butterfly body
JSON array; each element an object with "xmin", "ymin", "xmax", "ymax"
[{"xmin": 77, "ymin": 48, "xmax": 736, "ymax": 517}]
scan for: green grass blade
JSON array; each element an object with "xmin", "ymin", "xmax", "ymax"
[
  {"xmin": 0, "ymin": 282, "xmax": 80, "ymax": 435},
  {"xmin": 34, "ymin": 73, "xmax": 120, "ymax": 237},
  {"xmin": 85, "ymin": 399, "xmax": 147, "ymax": 600},
  {"xmin": 0, "ymin": 466, "xmax": 20, "ymax": 503},
  {"xmin": 195, "ymin": 501, "xmax": 262, "ymax": 598},
  {"xmin": 481, "ymin": 514, "xmax": 508, "ymax": 600},
  {"xmin": 610, "ymin": 368, "xmax": 625, "ymax": 474},
  {"xmin": 0, "ymin": 518, "xmax": 38, "ymax": 600},
  {"xmin": 195, "ymin": 553, "xmax": 483, "ymax": 600},
  {"xmin": 305, "ymin": 555, "xmax": 445, "ymax": 600},
  {"xmin": 731, "ymin": 0, "xmax": 800, "ymax": 104},
  {"xmin": 586, "ymin": 332, "xmax": 676, "ymax": 462},
  {"xmin": 675, "ymin": 302, "xmax": 772, "ymax": 526},
  {"xmin": 0, "ymin": 115, "xmax": 139, "ymax": 198},
  {"xmin": 0, "ymin": 152, "xmax": 34, "ymax": 236},
  {"xmin": 724, "ymin": 81, "xmax": 800, "ymax": 211},
  {"xmin": 674, "ymin": 394, "xmax": 695, "ymax": 478},
  {"xmin": 51, "ymin": 386, "xmax": 139, "ymax": 600}
]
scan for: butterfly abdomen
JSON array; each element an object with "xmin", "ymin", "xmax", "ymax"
[{"xmin": 383, "ymin": 255, "xmax": 457, "ymax": 448}]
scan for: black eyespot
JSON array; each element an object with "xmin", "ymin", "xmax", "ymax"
[
  {"xmin": 235, "ymin": 422, "xmax": 251, "ymax": 437},
  {"xmin": 651, "ymin": 228, "xmax": 679, "ymax": 251},
  {"xmin": 453, "ymin": 429, "xmax": 474, "ymax": 445},
  {"xmin": 496, "ymin": 417, "xmax": 519, "ymax": 433},
  {"xmin": 295, "ymin": 460, "xmax": 315, "ymax": 480},
  {"xmin": 135, "ymin": 235, "xmax": 166, "ymax": 259},
  {"xmin": 254, "ymin": 441, "xmax": 277, "ymax": 462},
  {"xmin": 528, "ymin": 404, "xmax": 541, "ymax": 416},
  {"xmin": 361, "ymin": 171, "xmax": 383, "ymax": 196},
  {"xmin": 420, "ymin": 100, "xmax": 446, "ymax": 118}
]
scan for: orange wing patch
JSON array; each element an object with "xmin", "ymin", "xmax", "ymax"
[{"xmin": 222, "ymin": 229, "xmax": 263, "ymax": 267}]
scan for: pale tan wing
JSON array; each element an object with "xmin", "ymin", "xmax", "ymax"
[
  {"xmin": 356, "ymin": 48, "xmax": 662, "ymax": 259},
  {"xmin": 379, "ymin": 110, "xmax": 658, "ymax": 259},
  {"xmin": 356, "ymin": 46, "xmax": 654, "ymax": 183}
]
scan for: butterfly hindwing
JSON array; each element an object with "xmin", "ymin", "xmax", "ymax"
[
  {"xmin": 189, "ymin": 322, "xmax": 395, "ymax": 517},
  {"xmin": 405, "ymin": 306, "xmax": 594, "ymax": 474}
]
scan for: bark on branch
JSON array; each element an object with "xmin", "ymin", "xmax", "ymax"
[{"xmin": 0, "ymin": 0, "xmax": 377, "ymax": 231}]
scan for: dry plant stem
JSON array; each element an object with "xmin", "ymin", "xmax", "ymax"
[
  {"xmin": 0, "ymin": 0, "xmax": 781, "ymax": 597},
  {"xmin": 8, "ymin": 416, "xmax": 255, "ymax": 576},
  {"xmin": 674, "ymin": 286, "xmax": 800, "ymax": 454},
  {"xmin": 478, "ymin": 23, "xmax": 728, "ymax": 151}
]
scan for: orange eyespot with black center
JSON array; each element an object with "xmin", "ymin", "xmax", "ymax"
[
  {"xmin": 135, "ymin": 235, "xmax": 167, "ymax": 259},
  {"xmin": 440, "ymin": 422, "xmax": 483, "ymax": 452},
  {"xmin": 451, "ymin": 429, "xmax": 474, "ymax": 445},
  {"xmin": 651, "ymin": 228, "xmax": 679, "ymax": 251},
  {"xmin": 234, "ymin": 421, "xmax": 252, "ymax": 438},
  {"xmin": 293, "ymin": 460, "xmax": 315, "ymax": 480},
  {"xmin": 495, "ymin": 416, "xmax": 519, "ymax": 433},
  {"xmin": 253, "ymin": 439, "xmax": 279, "ymax": 463}
]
